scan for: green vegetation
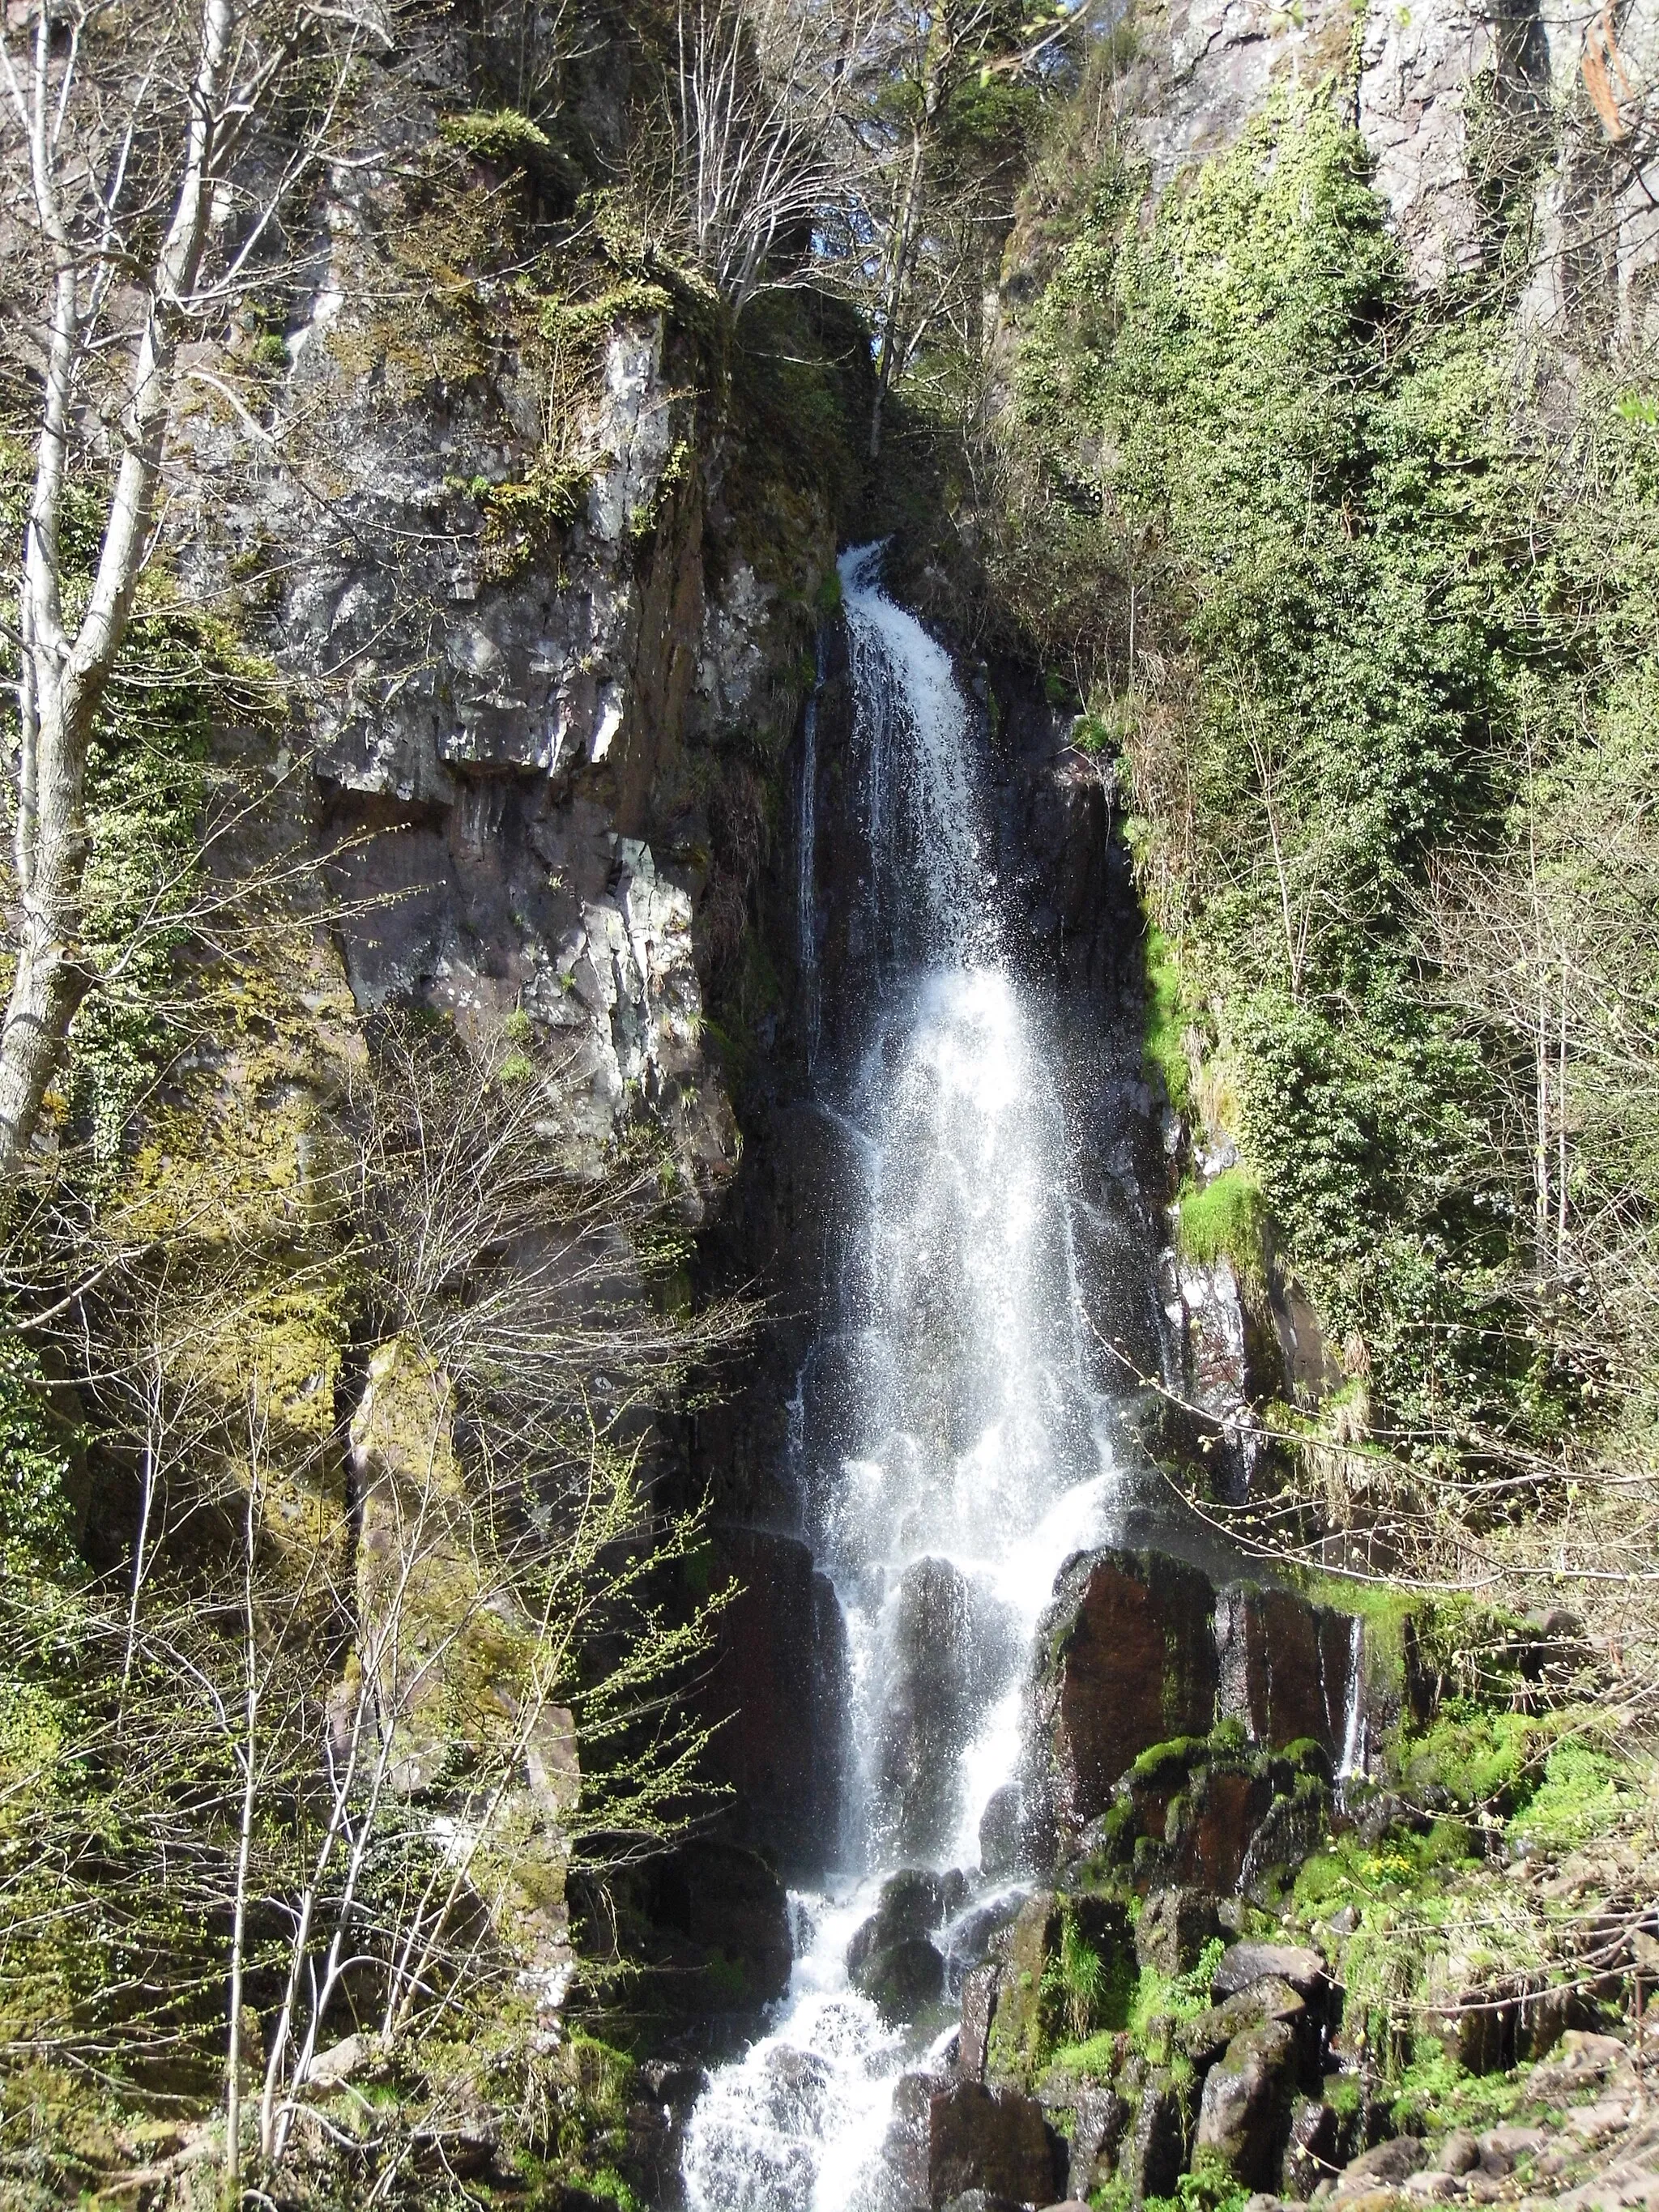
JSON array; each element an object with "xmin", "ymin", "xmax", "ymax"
[
  {"xmin": 1174, "ymin": 1168, "xmax": 1266, "ymax": 1285},
  {"xmin": 990, "ymin": 73, "xmax": 1659, "ymax": 1543}
]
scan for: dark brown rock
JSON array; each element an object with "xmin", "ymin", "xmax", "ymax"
[
  {"xmin": 1195, "ymin": 2021, "xmax": 1297, "ymax": 2186},
  {"xmin": 1030, "ymin": 1549, "xmax": 1219, "ymax": 1850},
  {"xmin": 927, "ymin": 2082, "xmax": 1066, "ymax": 2210},
  {"xmin": 1064, "ymin": 2084, "xmax": 1129, "ymax": 2197},
  {"xmin": 1171, "ymin": 1767, "xmax": 1276, "ymax": 1894},
  {"xmin": 642, "ymin": 1838, "xmax": 792, "ymax": 2011},
  {"xmin": 1214, "ymin": 1585, "xmax": 1359, "ymax": 1757}
]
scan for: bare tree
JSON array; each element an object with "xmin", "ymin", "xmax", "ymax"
[{"xmin": 0, "ymin": 0, "xmax": 383, "ymax": 1196}]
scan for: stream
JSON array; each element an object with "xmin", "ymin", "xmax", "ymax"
[{"xmin": 681, "ymin": 545, "xmax": 1132, "ymax": 2211}]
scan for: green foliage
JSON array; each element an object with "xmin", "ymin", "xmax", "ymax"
[
  {"xmin": 1175, "ymin": 1168, "xmax": 1266, "ymax": 1284},
  {"xmin": 1390, "ymin": 2039, "xmax": 1524, "ymax": 2135},
  {"xmin": 995, "ymin": 76, "xmax": 1659, "ymax": 1474},
  {"xmin": 1508, "ymin": 1735, "xmax": 1640, "ymax": 1851},
  {"xmin": 1143, "ymin": 927, "xmax": 1192, "ymax": 1111},
  {"xmin": 439, "ymin": 107, "xmax": 552, "ymax": 163},
  {"xmin": 0, "ymin": 1332, "xmax": 77, "ymax": 1575}
]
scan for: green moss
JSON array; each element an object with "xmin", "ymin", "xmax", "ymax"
[
  {"xmin": 1390, "ymin": 2038, "xmax": 1523, "ymax": 2135},
  {"xmin": 1175, "ymin": 1168, "xmax": 1267, "ymax": 1284},
  {"xmin": 1508, "ymin": 1736, "xmax": 1640, "ymax": 1852},
  {"xmin": 1131, "ymin": 1735, "xmax": 1211, "ymax": 1787},
  {"xmin": 439, "ymin": 107, "xmax": 552, "ymax": 162},
  {"xmin": 1144, "ymin": 927, "xmax": 1193, "ymax": 1112}
]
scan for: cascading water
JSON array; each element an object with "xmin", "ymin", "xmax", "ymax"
[{"xmin": 682, "ymin": 547, "xmax": 1126, "ymax": 2212}]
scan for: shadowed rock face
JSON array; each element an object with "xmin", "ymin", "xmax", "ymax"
[{"xmin": 693, "ymin": 1525, "xmax": 848, "ymax": 1874}]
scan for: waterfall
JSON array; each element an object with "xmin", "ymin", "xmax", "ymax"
[
  {"xmin": 1337, "ymin": 1613, "xmax": 1367, "ymax": 1782},
  {"xmin": 798, "ymin": 623, "xmax": 826, "ymax": 1067},
  {"xmin": 682, "ymin": 548, "xmax": 1124, "ymax": 2212}
]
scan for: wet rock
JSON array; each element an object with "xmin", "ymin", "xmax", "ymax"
[
  {"xmin": 1029, "ymin": 1548, "xmax": 1219, "ymax": 1853},
  {"xmin": 848, "ymin": 1868, "xmax": 963, "ymax": 1979},
  {"xmin": 928, "ymin": 2082, "xmax": 1067, "ymax": 2210},
  {"xmin": 1124, "ymin": 2070, "xmax": 1187, "ymax": 2204},
  {"xmin": 979, "ymin": 1784, "xmax": 1023, "ymax": 1877},
  {"xmin": 960, "ymin": 1962, "xmax": 1000, "ymax": 2082},
  {"xmin": 1170, "ymin": 1765, "xmax": 1276, "ymax": 1894},
  {"xmin": 1285, "ymin": 2098, "xmax": 1342, "ymax": 2197},
  {"xmin": 696, "ymin": 1525, "xmax": 849, "ymax": 1869},
  {"xmin": 1240, "ymin": 1783, "xmax": 1331, "ymax": 1902},
  {"xmin": 879, "ymin": 1558, "xmax": 1020, "ymax": 1860},
  {"xmin": 1136, "ymin": 1886, "xmax": 1223, "ymax": 1976},
  {"xmin": 940, "ymin": 2194, "xmax": 1025, "ymax": 2212},
  {"xmin": 855, "ymin": 1934, "xmax": 947, "ymax": 2022},
  {"xmin": 885, "ymin": 2070, "xmax": 957, "ymax": 2208},
  {"xmin": 1061, "ymin": 2084, "xmax": 1129, "ymax": 2197},
  {"xmin": 640, "ymin": 1839, "xmax": 792, "ymax": 2013},
  {"xmin": 1214, "ymin": 1585, "xmax": 1360, "ymax": 1759},
  {"xmin": 1196, "ymin": 2020, "xmax": 1297, "ymax": 2187}
]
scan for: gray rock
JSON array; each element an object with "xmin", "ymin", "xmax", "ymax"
[
  {"xmin": 1195, "ymin": 2021, "xmax": 1297, "ymax": 2187},
  {"xmin": 959, "ymin": 1961, "xmax": 1000, "ymax": 2083},
  {"xmin": 979, "ymin": 1783, "xmax": 1022, "ymax": 1877},
  {"xmin": 1124, "ymin": 2070, "xmax": 1187, "ymax": 2205},
  {"xmin": 1437, "ymin": 2129, "xmax": 1480, "ymax": 2176},
  {"xmin": 1285, "ymin": 2097, "xmax": 1341, "ymax": 2197},
  {"xmin": 1137, "ymin": 1886, "xmax": 1223, "ymax": 1976},
  {"xmin": 941, "ymin": 2196, "xmax": 1023, "ymax": 2212},
  {"xmin": 1340, "ymin": 2135, "xmax": 1427, "ymax": 2189},
  {"xmin": 1213, "ymin": 1941, "xmax": 1329, "ymax": 2005}
]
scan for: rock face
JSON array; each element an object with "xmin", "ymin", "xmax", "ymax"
[
  {"xmin": 693, "ymin": 1525, "xmax": 848, "ymax": 1872},
  {"xmin": 1195, "ymin": 2019, "xmax": 1299, "ymax": 2185},
  {"xmin": 1024, "ymin": 1545, "xmax": 1367, "ymax": 1862},
  {"xmin": 1028, "ymin": 1548, "xmax": 1219, "ymax": 1848}
]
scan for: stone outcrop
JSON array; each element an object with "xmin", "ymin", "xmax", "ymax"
[
  {"xmin": 693, "ymin": 1524, "xmax": 847, "ymax": 1872},
  {"xmin": 1024, "ymin": 1545, "xmax": 1369, "ymax": 1864}
]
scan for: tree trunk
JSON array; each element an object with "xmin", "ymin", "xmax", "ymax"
[{"xmin": 0, "ymin": 690, "xmax": 92, "ymax": 1186}]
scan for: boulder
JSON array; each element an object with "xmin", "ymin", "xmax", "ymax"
[
  {"xmin": 1170, "ymin": 1766, "xmax": 1276, "ymax": 1894},
  {"xmin": 855, "ymin": 1934, "xmax": 946, "ymax": 2022},
  {"xmin": 960, "ymin": 1962, "xmax": 1000, "ymax": 2082},
  {"xmin": 979, "ymin": 1784, "xmax": 1023, "ymax": 1877},
  {"xmin": 1436, "ymin": 2130, "xmax": 1480, "ymax": 2176},
  {"xmin": 1177, "ymin": 1978, "xmax": 1307, "ymax": 2078},
  {"xmin": 885, "ymin": 2070, "xmax": 957, "ymax": 2209},
  {"xmin": 1283, "ymin": 2096, "xmax": 1342, "ymax": 2197},
  {"xmin": 1339, "ymin": 2136, "xmax": 1428, "ymax": 2190},
  {"xmin": 1062, "ymin": 2084, "xmax": 1128, "ymax": 2197},
  {"xmin": 1136, "ymin": 1886, "xmax": 1223, "ymax": 1977},
  {"xmin": 1195, "ymin": 2021, "xmax": 1298, "ymax": 2188},
  {"xmin": 1029, "ymin": 1549, "xmax": 1219, "ymax": 1849},
  {"xmin": 1239, "ymin": 1781, "xmax": 1331, "ymax": 1902},
  {"xmin": 1213, "ymin": 1942, "xmax": 1329, "ymax": 2005},
  {"xmin": 1214, "ymin": 1584, "xmax": 1360, "ymax": 1758},
  {"xmin": 927, "ymin": 2082, "xmax": 1066, "ymax": 2210},
  {"xmin": 1123, "ymin": 2070, "xmax": 1187, "ymax": 2204},
  {"xmin": 878, "ymin": 1558, "xmax": 1020, "ymax": 1860},
  {"xmin": 848, "ymin": 1867, "xmax": 964, "ymax": 1979},
  {"xmin": 985, "ymin": 1890, "xmax": 1134, "ymax": 2079},
  {"xmin": 940, "ymin": 2196, "xmax": 1025, "ymax": 2212},
  {"xmin": 642, "ymin": 1839, "xmax": 792, "ymax": 2011}
]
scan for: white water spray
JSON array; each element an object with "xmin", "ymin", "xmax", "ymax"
[{"xmin": 683, "ymin": 548, "xmax": 1124, "ymax": 2212}]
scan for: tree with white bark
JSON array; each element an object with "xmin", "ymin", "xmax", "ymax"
[{"xmin": 0, "ymin": 0, "xmax": 382, "ymax": 1200}]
